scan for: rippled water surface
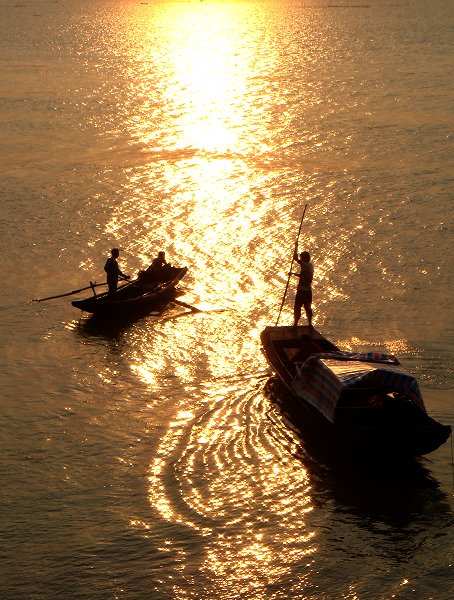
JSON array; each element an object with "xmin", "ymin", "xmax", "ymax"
[{"xmin": 1, "ymin": 1, "xmax": 453, "ymax": 598}]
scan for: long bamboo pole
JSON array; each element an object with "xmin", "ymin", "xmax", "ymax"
[{"xmin": 275, "ymin": 204, "xmax": 308, "ymax": 326}]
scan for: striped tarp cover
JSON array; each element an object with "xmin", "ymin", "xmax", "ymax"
[{"xmin": 292, "ymin": 353, "xmax": 426, "ymax": 423}]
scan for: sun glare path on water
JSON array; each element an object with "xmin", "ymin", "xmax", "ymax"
[{"xmin": 97, "ymin": 1, "xmax": 290, "ymax": 320}]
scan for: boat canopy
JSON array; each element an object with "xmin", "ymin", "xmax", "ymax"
[{"xmin": 292, "ymin": 352, "xmax": 426, "ymax": 423}]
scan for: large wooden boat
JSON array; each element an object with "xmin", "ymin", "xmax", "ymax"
[
  {"xmin": 72, "ymin": 265, "xmax": 188, "ymax": 317},
  {"xmin": 261, "ymin": 325, "xmax": 451, "ymax": 458}
]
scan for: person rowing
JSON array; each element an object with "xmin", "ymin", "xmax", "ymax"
[{"xmin": 104, "ymin": 248, "xmax": 130, "ymax": 297}]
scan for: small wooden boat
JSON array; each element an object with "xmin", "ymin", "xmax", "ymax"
[
  {"xmin": 261, "ymin": 325, "xmax": 451, "ymax": 458},
  {"xmin": 72, "ymin": 265, "xmax": 188, "ymax": 317}
]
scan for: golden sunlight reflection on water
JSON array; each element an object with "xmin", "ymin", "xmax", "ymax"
[
  {"xmin": 146, "ymin": 389, "xmax": 316, "ymax": 595},
  {"xmin": 2, "ymin": 0, "xmax": 452, "ymax": 597},
  {"xmin": 128, "ymin": 2, "xmax": 275, "ymax": 156},
  {"xmin": 95, "ymin": 0, "xmax": 311, "ymax": 321},
  {"xmin": 59, "ymin": 2, "xmax": 454, "ymax": 596},
  {"xmin": 107, "ymin": 5, "xmax": 285, "ymax": 320}
]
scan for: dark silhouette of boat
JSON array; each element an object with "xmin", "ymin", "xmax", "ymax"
[
  {"xmin": 72, "ymin": 265, "xmax": 187, "ymax": 317},
  {"xmin": 261, "ymin": 325, "xmax": 451, "ymax": 458}
]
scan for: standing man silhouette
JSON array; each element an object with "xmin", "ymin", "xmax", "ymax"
[
  {"xmin": 291, "ymin": 247, "xmax": 314, "ymax": 327},
  {"xmin": 104, "ymin": 248, "xmax": 130, "ymax": 297}
]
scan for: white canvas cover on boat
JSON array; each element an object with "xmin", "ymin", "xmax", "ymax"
[{"xmin": 292, "ymin": 352, "xmax": 426, "ymax": 423}]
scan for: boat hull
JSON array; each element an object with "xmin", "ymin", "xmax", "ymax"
[
  {"xmin": 261, "ymin": 325, "xmax": 451, "ymax": 458},
  {"xmin": 72, "ymin": 266, "xmax": 187, "ymax": 316}
]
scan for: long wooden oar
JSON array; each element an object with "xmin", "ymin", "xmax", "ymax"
[
  {"xmin": 32, "ymin": 275, "xmax": 134, "ymax": 303},
  {"xmin": 32, "ymin": 282, "xmax": 109, "ymax": 302},
  {"xmin": 172, "ymin": 298, "xmax": 228, "ymax": 315},
  {"xmin": 275, "ymin": 204, "xmax": 308, "ymax": 326},
  {"xmin": 173, "ymin": 298, "xmax": 203, "ymax": 313}
]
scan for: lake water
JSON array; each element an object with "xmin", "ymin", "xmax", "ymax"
[{"xmin": 1, "ymin": 0, "xmax": 453, "ymax": 598}]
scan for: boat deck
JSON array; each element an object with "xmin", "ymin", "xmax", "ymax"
[{"xmin": 262, "ymin": 325, "xmax": 338, "ymax": 368}]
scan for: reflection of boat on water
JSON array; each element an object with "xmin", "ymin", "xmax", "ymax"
[
  {"xmin": 261, "ymin": 325, "xmax": 451, "ymax": 459},
  {"xmin": 71, "ymin": 265, "xmax": 188, "ymax": 317}
]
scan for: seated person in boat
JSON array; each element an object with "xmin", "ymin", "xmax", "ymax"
[
  {"xmin": 104, "ymin": 248, "xmax": 130, "ymax": 296},
  {"xmin": 149, "ymin": 251, "xmax": 169, "ymax": 272},
  {"xmin": 138, "ymin": 251, "xmax": 171, "ymax": 286}
]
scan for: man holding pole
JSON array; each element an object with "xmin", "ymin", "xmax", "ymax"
[
  {"xmin": 275, "ymin": 204, "xmax": 308, "ymax": 327},
  {"xmin": 291, "ymin": 245, "xmax": 313, "ymax": 328}
]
